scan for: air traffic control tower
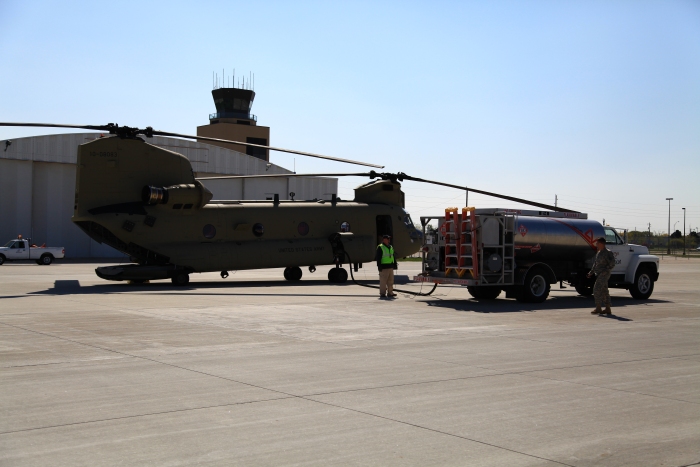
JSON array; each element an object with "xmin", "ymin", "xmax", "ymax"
[{"xmin": 197, "ymin": 84, "xmax": 270, "ymax": 161}]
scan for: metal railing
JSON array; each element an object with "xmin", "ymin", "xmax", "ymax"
[{"xmin": 209, "ymin": 112, "xmax": 257, "ymax": 121}]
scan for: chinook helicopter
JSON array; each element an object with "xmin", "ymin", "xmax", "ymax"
[{"xmin": 1, "ymin": 122, "xmax": 574, "ymax": 286}]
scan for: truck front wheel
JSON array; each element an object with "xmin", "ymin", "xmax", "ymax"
[
  {"xmin": 0, "ymin": 254, "xmax": 5, "ymax": 265},
  {"xmin": 517, "ymin": 268, "xmax": 551, "ymax": 303},
  {"xmin": 467, "ymin": 286, "xmax": 501, "ymax": 300},
  {"xmin": 629, "ymin": 266, "xmax": 654, "ymax": 299},
  {"xmin": 39, "ymin": 254, "xmax": 53, "ymax": 265}
]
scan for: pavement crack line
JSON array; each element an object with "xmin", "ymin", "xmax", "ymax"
[
  {"xmin": 297, "ymin": 396, "xmax": 576, "ymax": 467},
  {"xmin": 3, "ymin": 319, "xmax": 696, "ymax": 408},
  {"xmin": 0, "ymin": 321, "xmax": 573, "ymax": 465},
  {"xmin": 1, "ymin": 319, "xmax": 696, "ymax": 464},
  {"xmin": 510, "ymin": 371, "xmax": 700, "ymax": 405},
  {"xmin": 0, "ymin": 396, "xmax": 295, "ymax": 436},
  {"xmin": 45, "ymin": 294, "xmax": 698, "ymax": 365}
]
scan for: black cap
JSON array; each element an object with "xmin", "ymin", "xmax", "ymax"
[{"xmin": 382, "ymin": 234, "xmax": 391, "ymax": 239}]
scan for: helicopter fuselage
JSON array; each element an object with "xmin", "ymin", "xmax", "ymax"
[{"xmin": 71, "ymin": 136, "xmax": 422, "ymax": 281}]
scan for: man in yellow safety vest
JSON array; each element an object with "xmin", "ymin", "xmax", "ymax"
[{"xmin": 375, "ymin": 234, "xmax": 398, "ymax": 299}]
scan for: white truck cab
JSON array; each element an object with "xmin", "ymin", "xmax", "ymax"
[
  {"xmin": 0, "ymin": 239, "xmax": 65, "ymax": 265},
  {"xmin": 602, "ymin": 227, "xmax": 659, "ymax": 299}
]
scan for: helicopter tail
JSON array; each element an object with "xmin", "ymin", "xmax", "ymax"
[{"xmin": 71, "ymin": 136, "xmax": 209, "ymax": 263}]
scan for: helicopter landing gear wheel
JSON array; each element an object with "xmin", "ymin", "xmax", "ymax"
[
  {"xmin": 284, "ymin": 266, "xmax": 302, "ymax": 281},
  {"xmin": 328, "ymin": 267, "xmax": 348, "ymax": 283},
  {"xmin": 171, "ymin": 272, "xmax": 190, "ymax": 286}
]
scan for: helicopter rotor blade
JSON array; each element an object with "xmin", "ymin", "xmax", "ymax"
[
  {"xmin": 0, "ymin": 122, "xmax": 385, "ymax": 169},
  {"xmin": 0, "ymin": 122, "xmax": 113, "ymax": 132},
  {"xmin": 1, "ymin": 123, "xmax": 574, "ymax": 212},
  {"xmin": 198, "ymin": 170, "xmax": 578, "ymax": 213},
  {"xmin": 153, "ymin": 130, "xmax": 384, "ymax": 169},
  {"xmin": 397, "ymin": 173, "xmax": 577, "ymax": 213},
  {"xmin": 196, "ymin": 172, "xmax": 371, "ymax": 180}
]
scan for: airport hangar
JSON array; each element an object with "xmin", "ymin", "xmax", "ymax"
[{"xmin": 0, "ymin": 86, "xmax": 338, "ymax": 258}]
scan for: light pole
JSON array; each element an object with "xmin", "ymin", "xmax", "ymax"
[
  {"xmin": 666, "ymin": 198, "xmax": 673, "ymax": 254},
  {"xmin": 682, "ymin": 208, "xmax": 686, "ymax": 255}
]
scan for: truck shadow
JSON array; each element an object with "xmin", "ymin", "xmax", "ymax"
[{"xmin": 423, "ymin": 295, "xmax": 670, "ymax": 320}]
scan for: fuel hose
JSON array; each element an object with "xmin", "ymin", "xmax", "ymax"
[{"xmin": 344, "ymin": 252, "xmax": 438, "ymax": 296}]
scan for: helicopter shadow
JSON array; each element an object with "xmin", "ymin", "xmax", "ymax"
[{"xmin": 11, "ymin": 278, "xmax": 381, "ymax": 298}]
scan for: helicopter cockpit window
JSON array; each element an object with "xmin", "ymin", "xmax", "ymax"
[
  {"xmin": 252, "ymin": 223, "xmax": 264, "ymax": 237},
  {"xmin": 340, "ymin": 222, "xmax": 351, "ymax": 233},
  {"xmin": 203, "ymin": 224, "xmax": 216, "ymax": 239},
  {"xmin": 403, "ymin": 213, "xmax": 414, "ymax": 227}
]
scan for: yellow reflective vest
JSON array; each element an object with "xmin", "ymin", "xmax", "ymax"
[{"xmin": 378, "ymin": 244, "xmax": 395, "ymax": 264}]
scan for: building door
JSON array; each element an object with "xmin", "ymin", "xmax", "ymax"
[{"xmin": 376, "ymin": 215, "xmax": 393, "ymax": 245}]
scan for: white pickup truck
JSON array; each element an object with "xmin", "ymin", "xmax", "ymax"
[{"xmin": 0, "ymin": 239, "xmax": 65, "ymax": 265}]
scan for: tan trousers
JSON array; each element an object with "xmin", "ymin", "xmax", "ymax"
[{"xmin": 379, "ymin": 268, "xmax": 394, "ymax": 295}]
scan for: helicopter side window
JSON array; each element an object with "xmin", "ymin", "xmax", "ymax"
[
  {"xmin": 340, "ymin": 222, "xmax": 351, "ymax": 233},
  {"xmin": 253, "ymin": 223, "xmax": 264, "ymax": 237},
  {"xmin": 203, "ymin": 224, "xmax": 216, "ymax": 239}
]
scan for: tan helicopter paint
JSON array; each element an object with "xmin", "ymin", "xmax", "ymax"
[{"xmin": 72, "ymin": 136, "xmax": 422, "ymax": 278}]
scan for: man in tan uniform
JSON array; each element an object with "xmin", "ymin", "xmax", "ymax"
[
  {"xmin": 375, "ymin": 234, "xmax": 398, "ymax": 299},
  {"xmin": 587, "ymin": 236, "xmax": 616, "ymax": 315}
]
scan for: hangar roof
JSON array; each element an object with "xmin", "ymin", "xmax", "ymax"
[{"xmin": 0, "ymin": 133, "xmax": 294, "ymax": 176}]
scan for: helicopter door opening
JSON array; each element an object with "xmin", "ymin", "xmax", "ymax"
[{"xmin": 376, "ymin": 215, "xmax": 393, "ymax": 245}]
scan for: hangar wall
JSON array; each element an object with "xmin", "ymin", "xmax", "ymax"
[{"xmin": 0, "ymin": 133, "xmax": 338, "ymax": 258}]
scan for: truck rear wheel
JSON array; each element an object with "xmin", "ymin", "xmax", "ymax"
[
  {"xmin": 517, "ymin": 268, "xmax": 551, "ymax": 303},
  {"xmin": 629, "ymin": 266, "xmax": 654, "ymax": 299},
  {"xmin": 39, "ymin": 254, "xmax": 53, "ymax": 265},
  {"xmin": 0, "ymin": 254, "xmax": 5, "ymax": 265},
  {"xmin": 467, "ymin": 286, "xmax": 501, "ymax": 300}
]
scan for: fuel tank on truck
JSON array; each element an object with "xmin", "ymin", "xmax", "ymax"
[{"xmin": 513, "ymin": 217, "xmax": 605, "ymax": 263}]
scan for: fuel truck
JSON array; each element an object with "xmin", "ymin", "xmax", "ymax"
[{"xmin": 413, "ymin": 208, "xmax": 659, "ymax": 302}]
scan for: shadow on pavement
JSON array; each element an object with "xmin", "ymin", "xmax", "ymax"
[
  {"xmin": 6, "ymin": 278, "xmax": 386, "ymax": 298},
  {"xmin": 423, "ymin": 295, "xmax": 670, "ymax": 316},
  {"xmin": 5, "ymin": 281, "xmax": 672, "ymax": 316}
]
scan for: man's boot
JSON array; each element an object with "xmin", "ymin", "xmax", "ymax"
[
  {"xmin": 602, "ymin": 305, "xmax": 612, "ymax": 315},
  {"xmin": 591, "ymin": 307, "xmax": 603, "ymax": 314}
]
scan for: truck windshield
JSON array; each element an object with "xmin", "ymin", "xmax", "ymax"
[{"xmin": 3, "ymin": 240, "xmax": 16, "ymax": 248}]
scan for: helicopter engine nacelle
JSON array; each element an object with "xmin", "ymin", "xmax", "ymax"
[{"xmin": 142, "ymin": 182, "xmax": 213, "ymax": 209}]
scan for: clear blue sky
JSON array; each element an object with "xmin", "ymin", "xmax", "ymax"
[{"xmin": 1, "ymin": 1, "xmax": 698, "ymax": 233}]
